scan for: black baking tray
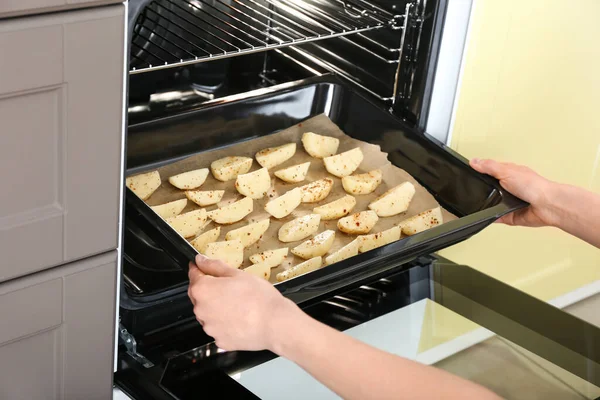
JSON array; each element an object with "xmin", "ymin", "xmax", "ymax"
[{"xmin": 125, "ymin": 75, "xmax": 527, "ymax": 305}]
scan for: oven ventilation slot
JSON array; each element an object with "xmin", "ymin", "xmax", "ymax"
[{"xmin": 130, "ymin": 0, "xmax": 399, "ymax": 74}]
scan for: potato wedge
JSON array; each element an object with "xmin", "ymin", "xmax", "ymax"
[
  {"xmin": 126, "ymin": 170, "xmax": 161, "ymax": 200},
  {"xmin": 204, "ymin": 239, "xmax": 243, "ymax": 269},
  {"xmin": 368, "ymin": 182, "xmax": 416, "ymax": 217},
  {"xmin": 255, "ymin": 143, "xmax": 296, "ymax": 169},
  {"xmin": 243, "ymin": 262, "xmax": 271, "ymax": 280},
  {"xmin": 341, "ymin": 169, "xmax": 382, "ymax": 195},
  {"xmin": 312, "ymin": 195, "xmax": 356, "ymax": 220},
  {"xmin": 358, "ymin": 226, "xmax": 401, "ymax": 253},
  {"xmin": 207, "ymin": 197, "xmax": 253, "ymax": 225},
  {"xmin": 337, "ymin": 210, "xmax": 379, "ymax": 234},
  {"xmin": 168, "ymin": 168, "xmax": 209, "ymax": 190},
  {"xmin": 399, "ymin": 207, "xmax": 443, "ymax": 236},
  {"xmin": 235, "ymin": 168, "xmax": 271, "ymax": 199},
  {"xmin": 324, "ymin": 238, "xmax": 360, "ymax": 266},
  {"xmin": 278, "ymin": 214, "xmax": 321, "ymax": 243},
  {"xmin": 225, "ymin": 218, "xmax": 270, "ymax": 248},
  {"xmin": 301, "ymin": 132, "xmax": 340, "ymax": 159},
  {"xmin": 211, "ymin": 156, "xmax": 253, "ymax": 182},
  {"xmin": 185, "ymin": 190, "xmax": 225, "ymax": 207},
  {"xmin": 274, "ymin": 162, "xmax": 310, "ymax": 183},
  {"xmin": 264, "ymin": 187, "xmax": 302, "ymax": 219},
  {"xmin": 299, "ymin": 178, "xmax": 334, "ymax": 203},
  {"xmin": 150, "ymin": 198, "xmax": 187, "ymax": 219},
  {"xmin": 291, "ymin": 230, "xmax": 336, "ymax": 259},
  {"xmin": 165, "ymin": 209, "xmax": 207, "ymax": 238},
  {"xmin": 323, "ymin": 147, "xmax": 363, "ymax": 178},
  {"xmin": 276, "ymin": 256, "xmax": 322, "ymax": 282},
  {"xmin": 249, "ymin": 247, "xmax": 289, "ymax": 269},
  {"xmin": 190, "ymin": 227, "xmax": 221, "ymax": 253}
]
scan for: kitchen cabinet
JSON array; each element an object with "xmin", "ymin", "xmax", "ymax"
[
  {"xmin": 0, "ymin": 4, "xmax": 125, "ymax": 282},
  {"xmin": 0, "ymin": 251, "xmax": 117, "ymax": 400},
  {"xmin": 0, "ymin": 0, "xmax": 122, "ymax": 19}
]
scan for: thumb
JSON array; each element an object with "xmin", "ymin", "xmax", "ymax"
[
  {"xmin": 470, "ymin": 158, "xmax": 504, "ymax": 179},
  {"xmin": 195, "ymin": 254, "xmax": 239, "ymax": 277}
]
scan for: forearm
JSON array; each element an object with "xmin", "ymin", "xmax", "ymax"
[
  {"xmin": 270, "ymin": 302, "xmax": 500, "ymax": 400},
  {"xmin": 548, "ymin": 183, "xmax": 600, "ymax": 248}
]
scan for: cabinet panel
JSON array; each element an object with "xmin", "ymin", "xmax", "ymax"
[{"xmin": 0, "ymin": 0, "xmax": 122, "ymax": 19}]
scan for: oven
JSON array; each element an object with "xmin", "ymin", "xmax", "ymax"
[{"xmin": 114, "ymin": 0, "xmax": 527, "ymax": 398}]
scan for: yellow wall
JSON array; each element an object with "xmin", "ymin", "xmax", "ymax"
[{"xmin": 419, "ymin": 0, "xmax": 600, "ymax": 352}]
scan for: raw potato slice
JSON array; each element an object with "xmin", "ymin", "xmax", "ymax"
[
  {"xmin": 185, "ymin": 190, "xmax": 225, "ymax": 207},
  {"xmin": 276, "ymin": 256, "xmax": 322, "ymax": 282},
  {"xmin": 324, "ymin": 238, "xmax": 360, "ymax": 266},
  {"xmin": 225, "ymin": 218, "xmax": 270, "ymax": 248},
  {"xmin": 337, "ymin": 210, "xmax": 379, "ymax": 234},
  {"xmin": 207, "ymin": 197, "xmax": 253, "ymax": 225},
  {"xmin": 150, "ymin": 198, "xmax": 187, "ymax": 219},
  {"xmin": 323, "ymin": 147, "xmax": 363, "ymax": 178},
  {"xmin": 211, "ymin": 156, "xmax": 253, "ymax": 182},
  {"xmin": 358, "ymin": 226, "xmax": 401, "ymax": 253},
  {"xmin": 264, "ymin": 187, "xmax": 302, "ymax": 219},
  {"xmin": 341, "ymin": 169, "xmax": 383, "ymax": 195},
  {"xmin": 126, "ymin": 170, "xmax": 161, "ymax": 200},
  {"xmin": 168, "ymin": 168, "xmax": 209, "ymax": 190},
  {"xmin": 313, "ymin": 195, "xmax": 356, "ymax": 220},
  {"xmin": 399, "ymin": 207, "xmax": 444, "ymax": 236},
  {"xmin": 291, "ymin": 230, "xmax": 336, "ymax": 259},
  {"xmin": 165, "ymin": 209, "xmax": 207, "ymax": 238},
  {"xmin": 249, "ymin": 248, "xmax": 289, "ymax": 269},
  {"xmin": 190, "ymin": 227, "xmax": 221, "ymax": 253},
  {"xmin": 299, "ymin": 178, "xmax": 334, "ymax": 203},
  {"xmin": 204, "ymin": 239, "xmax": 243, "ymax": 269},
  {"xmin": 244, "ymin": 262, "xmax": 271, "ymax": 280},
  {"xmin": 301, "ymin": 132, "xmax": 340, "ymax": 159},
  {"xmin": 255, "ymin": 143, "xmax": 296, "ymax": 169},
  {"xmin": 278, "ymin": 214, "xmax": 321, "ymax": 243},
  {"xmin": 274, "ymin": 162, "xmax": 310, "ymax": 183},
  {"xmin": 368, "ymin": 182, "xmax": 416, "ymax": 217},
  {"xmin": 235, "ymin": 168, "xmax": 271, "ymax": 199}
]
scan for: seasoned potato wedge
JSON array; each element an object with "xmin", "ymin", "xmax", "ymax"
[
  {"xmin": 207, "ymin": 197, "xmax": 253, "ymax": 224},
  {"xmin": 358, "ymin": 226, "xmax": 401, "ymax": 253},
  {"xmin": 204, "ymin": 239, "xmax": 243, "ymax": 269},
  {"xmin": 398, "ymin": 207, "xmax": 443, "ymax": 236},
  {"xmin": 243, "ymin": 262, "xmax": 271, "ymax": 280},
  {"xmin": 168, "ymin": 168, "xmax": 209, "ymax": 190},
  {"xmin": 190, "ymin": 227, "xmax": 221, "ymax": 253},
  {"xmin": 323, "ymin": 147, "xmax": 363, "ymax": 178},
  {"xmin": 299, "ymin": 178, "xmax": 334, "ymax": 203},
  {"xmin": 126, "ymin": 170, "xmax": 161, "ymax": 200},
  {"xmin": 185, "ymin": 190, "xmax": 225, "ymax": 207},
  {"xmin": 301, "ymin": 132, "xmax": 340, "ymax": 159},
  {"xmin": 291, "ymin": 230, "xmax": 336, "ymax": 259},
  {"xmin": 276, "ymin": 256, "xmax": 322, "ymax": 282},
  {"xmin": 368, "ymin": 182, "xmax": 416, "ymax": 217},
  {"xmin": 274, "ymin": 162, "xmax": 310, "ymax": 183},
  {"xmin": 150, "ymin": 198, "xmax": 187, "ymax": 219},
  {"xmin": 249, "ymin": 247, "xmax": 289, "ymax": 269},
  {"xmin": 264, "ymin": 187, "xmax": 302, "ymax": 219},
  {"xmin": 278, "ymin": 214, "xmax": 321, "ymax": 243},
  {"xmin": 324, "ymin": 238, "xmax": 360, "ymax": 266},
  {"xmin": 312, "ymin": 195, "xmax": 356, "ymax": 220},
  {"xmin": 255, "ymin": 143, "xmax": 296, "ymax": 169},
  {"xmin": 235, "ymin": 168, "xmax": 271, "ymax": 199},
  {"xmin": 211, "ymin": 156, "xmax": 253, "ymax": 182},
  {"xmin": 337, "ymin": 210, "xmax": 378, "ymax": 234},
  {"xmin": 165, "ymin": 209, "xmax": 207, "ymax": 238},
  {"xmin": 225, "ymin": 218, "xmax": 270, "ymax": 248},
  {"xmin": 341, "ymin": 169, "xmax": 382, "ymax": 195}
]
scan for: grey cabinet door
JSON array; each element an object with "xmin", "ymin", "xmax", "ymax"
[
  {"xmin": 0, "ymin": 5, "xmax": 125, "ymax": 282},
  {"xmin": 0, "ymin": 0, "xmax": 123, "ymax": 19},
  {"xmin": 0, "ymin": 251, "xmax": 117, "ymax": 400}
]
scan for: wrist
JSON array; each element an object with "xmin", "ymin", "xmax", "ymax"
[
  {"xmin": 542, "ymin": 181, "xmax": 571, "ymax": 229},
  {"xmin": 266, "ymin": 298, "xmax": 308, "ymax": 356}
]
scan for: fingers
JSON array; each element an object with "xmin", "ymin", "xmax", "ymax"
[
  {"xmin": 188, "ymin": 262, "xmax": 205, "ymax": 284},
  {"xmin": 469, "ymin": 158, "xmax": 508, "ymax": 179},
  {"xmin": 195, "ymin": 254, "xmax": 239, "ymax": 277}
]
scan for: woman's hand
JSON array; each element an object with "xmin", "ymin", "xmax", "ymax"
[{"xmin": 187, "ymin": 254, "xmax": 299, "ymax": 352}]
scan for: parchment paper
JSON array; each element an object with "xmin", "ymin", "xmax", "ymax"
[{"xmin": 144, "ymin": 114, "xmax": 457, "ymax": 283}]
